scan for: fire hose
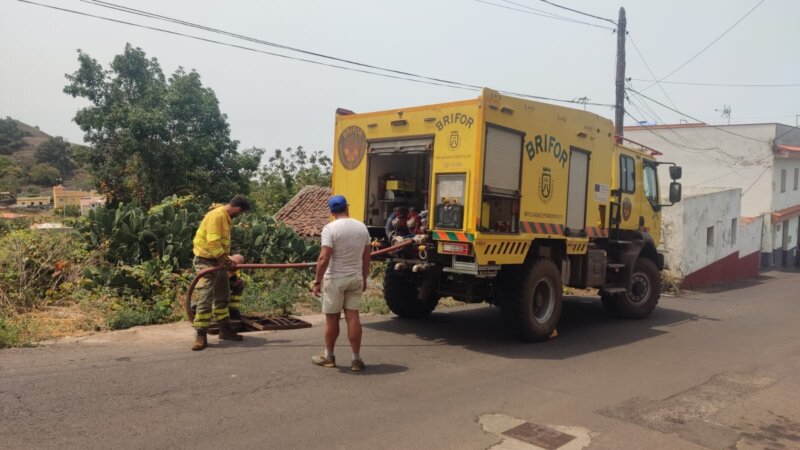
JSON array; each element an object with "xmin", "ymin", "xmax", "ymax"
[{"xmin": 185, "ymin": 239, "xmax": 416, "ymax": 321}]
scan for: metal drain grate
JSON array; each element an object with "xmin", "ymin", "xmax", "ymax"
[
  {"xmin": 502, "ymin": 422, "xmax": 575, "ymax": 449},
  {"xmin": 207, "ymin": 315, "xmax": 311, "ymax": 334},
  {"xmin": 240, "ymin": 316, "xmax": 312, "ymax": 331}
]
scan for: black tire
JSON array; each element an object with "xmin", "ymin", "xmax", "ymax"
[
  {"xmin": 501, "ymin": 259, "xmax": 563, "ymax": 342},
  {"xmin": 602, "ymin": 257, "xmax": 660, "ymax": 319},
  {"xmin": 383, "ymin": 265, "xmax": 439, "ymax": 319}
]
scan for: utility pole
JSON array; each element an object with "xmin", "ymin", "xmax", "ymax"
[{"xmin": 614, "ymin": 7, "xmax": 626, "ymax": 141}]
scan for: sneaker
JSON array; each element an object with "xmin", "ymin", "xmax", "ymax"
[
  {"xmin": 311, "ymin": 353, "xmax": 336, "ymax": 368},
  {"xmin": 350, "ymin": 359, "xmax": 365, "ymax": 372}
]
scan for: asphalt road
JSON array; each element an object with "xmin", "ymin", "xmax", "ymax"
[{"xmin": 2, "ymin": 270, "xmax": 800, "ymax": 450}]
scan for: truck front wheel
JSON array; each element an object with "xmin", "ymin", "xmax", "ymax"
[
  {"xmin": 501, "ymin": 259, "xmax": 563, "ymax": 342},
  {"xmin": 601, "ymin": 257, "xmax": 660, "ymax": 319},
  {"xmin": 383, "ymin": 265, "xmax": 439, "ymax": 319}
]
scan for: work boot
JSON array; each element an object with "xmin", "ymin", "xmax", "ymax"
[
  {"xmin": 218, "ymin": 318, "xmax": 243, "ymax": 342},
  {"xmin": 229, "ymin": 308, "xmax": 242, "ymax": 321},
  {"xmin": 191, "ymin": 329, "xmax": 208, "ymax": 351}
]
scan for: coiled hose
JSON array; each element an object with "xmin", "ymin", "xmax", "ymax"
[{"xmin": 185, "ymin": 239, "xmax": 415, "ymax": 321}]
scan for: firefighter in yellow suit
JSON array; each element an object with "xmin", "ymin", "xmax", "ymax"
[{"xmin": 190, "ymin": 196, "xmax": 250, "ymax": 351}]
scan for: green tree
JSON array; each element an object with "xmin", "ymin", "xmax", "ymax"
[
  {"xmin": 63, "ymin": 44, "xmax": 262, "ymax": 207},
  {"xmin": 0, "ymin": 156, "xmax": 20, "ymax": 178},
  {"xmin": 27, "ymin": 163, "xmax": 61, "ymax": 186},
  {"xmin": 35, "ymin": 136, "xmax": 76, "ymax": 177},
  {"xmin": 0, "ymin": 156, "xmax": 22, "ymax": 193},
  {"xmin": 252, "ymin": 145, "xmax": 332, "ymax": 214},
  {"xmin": 0, "ymin": 118, "xmax": 29, "ymax": 155}
]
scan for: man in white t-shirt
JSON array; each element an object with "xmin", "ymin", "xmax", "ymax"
[{"xmin": 311, "ymin": 195, "xmax": 371, "ymax": 371}]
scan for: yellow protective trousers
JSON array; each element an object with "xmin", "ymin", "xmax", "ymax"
[{"xmin": 191, "ymin": 256, "xmax": 230, "ymax": 329}]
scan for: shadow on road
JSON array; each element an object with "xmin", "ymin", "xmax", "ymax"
[
  {"xmin": 365, "ymin": 296, "xmax": 708, "ymax": 360},
  {"xmin": 693, "ymin": 274, "xmax": 774, "ymax": 293},
  {"xmin": 336, "ymin": 363, "xmax": 409, "ymax": 376},
  {"xmin": 212, "ymin": 335, "xmax": 291, "ymax": 348}
]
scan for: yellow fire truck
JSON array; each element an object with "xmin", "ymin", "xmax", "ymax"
[{"xmin": 332, "ymin": 88, "xmax": 682, "ymax": 341}]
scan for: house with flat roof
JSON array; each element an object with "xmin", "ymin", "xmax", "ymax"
[{"xmin": 15, "ymin": 195, "xmax": 51, "ymax": 208}]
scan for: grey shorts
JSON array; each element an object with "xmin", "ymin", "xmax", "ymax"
[{"xmin": 321, "ymin": 274, "xmax": 363, "ymax": 314}]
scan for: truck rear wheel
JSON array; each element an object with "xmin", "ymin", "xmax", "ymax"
[
  {"xmin": 383, "ymin": 265, "xmax": 439, "ymax": 319},
  {"xmin": 501, "ymin": 259, "xmax": 562, "ymax": 342},
  {"xmin": 601, "ymin": 257, "xmax": 660, "ymax": 319}
]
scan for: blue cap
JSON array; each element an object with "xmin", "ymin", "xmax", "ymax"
[{"xmin": 328, "ymin": 195, "xmax": 348, "ymax": 213}]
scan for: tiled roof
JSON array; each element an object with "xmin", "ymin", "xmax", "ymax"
[
  {"xmin": 273, "ymin": 185, "xmax": 332, "ymax": 237},
  {"xmin": 740, "ymin": 216, "xmax": 758, "ymax": 225},
  {"xmin": 772, "ymin": 204, "xmax": 800, "ymax": 223}
]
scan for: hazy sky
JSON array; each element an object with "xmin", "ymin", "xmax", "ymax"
[{"xmin": 1, "ymin": 0, "xmax": 798, "ymax": 156}]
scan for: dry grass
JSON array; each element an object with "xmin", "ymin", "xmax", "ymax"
[
  {"xmin": 1, "ymin": 305, "xmax": 107, "ymax": 347},
  {"xmin": 660, "ymin": 270, "xmax": 683, "ymax": 296}
]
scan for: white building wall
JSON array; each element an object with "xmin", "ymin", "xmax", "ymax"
[
  {"xmin": 659, "ymin": 195, "xmax": 684, "ymax": 274},
  {"xmin": 772, "ymin": 157, "xmax": 800, "ymax": 211},
  {"xmin": 739, "ymin": 216, "xmax": 764, "ymax": 257},
  {"xmin": 627, "ymin": 123, "xmax": 800, "ymax": 267},
  {"xmin": 785, "ymin": 216, "xmax": 799, "ymax": 251},
  {"xmin": 625, "ymin": 124, "xmax": 776, "ymax": 217},
  {"xmin": 772, "ymin": 222, "xmax": 784, "ymax": 261},
  {"xmin": 663, "ymin": 188, "xmax": 740, "ymax": 276}
]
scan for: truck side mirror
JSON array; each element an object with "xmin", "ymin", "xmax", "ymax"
[
  {"xmin": 669, "ymin": 166, "xmax": 682, "ymax": 180},
  {"xmin": 669, "ymin": 182, "xmax": 682, "ymax": 204}
]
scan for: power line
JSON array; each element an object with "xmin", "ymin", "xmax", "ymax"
[
  {"xmin": 628, "ymin": 36, "xmax": 684, "ymax": 116},
  {"xmin": 475, "ymin": 0, "xmax": 615, "ymax": 30},
  {"xmin": 14, "ymin": 1, "xmax": 469, "ymax": 91},
  {"xmin": 626, "ymin": 87, "xmax": 771, "ymax": 144},
  {"xmin": 78, "ymin": 0, "xmax": 489, "ymax": 91},
  {"xmin": 741, "ymin": 166, "xmax": 770, "ymax": 195},
  {"xmin": 17, "ymin": 0, "xmax": 614, "ymax": 107},
  {"xmin": 624, "ymin": 43, "xmax": 735, "ymax": 160},
  {"xmin": 625, "ymin": 100, "xmax": 742, "ymax": 170},
  {"xmin": 775, "ymin": 124, "xmax": 800, "ymax": 141},
  {"xmin": 631, "ymin": 78, "xmax": 800, "ymax": 88},
  {"xmin": 642, "ymin": 0, "xmax": 766, "ymax": 92},
  {"xmin": 631, "ymin": 87, "xmax": 800, "ymax": 161},
  {"xmin": 534, "ymin": 0, "xmax": 617, "ymax": 25}
]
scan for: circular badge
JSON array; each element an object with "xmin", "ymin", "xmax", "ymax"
[
  {"xmin": 622, "ymin": 197, "xmax": 632, "ymax": 221},
  {"xmin": 337, "ymin": 126, "xmax": 367, "ymax": 170}
]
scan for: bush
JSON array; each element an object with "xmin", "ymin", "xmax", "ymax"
[
  {"xmin": 55, "ymin": 205, "xmax": 81, "ymax": 217},
  {"xmin": 0, "ymin": 315, "xmax": 37, "ymax": 348},
  {"xmin": 28, "ymin": 163, "xmax": 61, "ymax": 185},
  {"xmin": 0, "ymin": 229, "xmax": 87, "ymax": 313},
  {"xmin": 241, "ymin": 271, "xmax": 310, "ymax": 316},
  {"xmin": 0, "ymin": 217, "xmax": 33, "ymax": 236},
  {"xmin": 107, "ymin": 302, "xmax": 173, "ymax": 330}
]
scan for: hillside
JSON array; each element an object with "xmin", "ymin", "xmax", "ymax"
[
  {"xmin": 12, "ymin": 120, "xmax": 51, "ymax": 165},
  {"xmin": 2, "ymin": 119, "xmax": 93, "ymax": 192}
]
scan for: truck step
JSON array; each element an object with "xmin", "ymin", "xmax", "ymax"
[
  {"xmin": 607, "ymin": 263, "xmax": 625, "ymax": 269},
  {"xmin": 603, "ymin": 287, "xmax": 627, "ymax": 294}
]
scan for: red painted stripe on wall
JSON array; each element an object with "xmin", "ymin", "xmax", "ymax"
[{"xmin": 681, "ymin": 251, "xmax": 761, "ymax": 290}]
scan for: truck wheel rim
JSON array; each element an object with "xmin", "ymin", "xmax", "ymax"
[
  {"xmin": 532, "ymin": 278, "xmax": 555, "ymax": 323},
  {"xmin": 629, "ymin": 272, "xmax": 651, "ymax": 305}
]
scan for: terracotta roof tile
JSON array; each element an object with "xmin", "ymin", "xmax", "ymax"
[{"xmin": 273, "ymin": 185, "xmax": 332, "ymax": 237}]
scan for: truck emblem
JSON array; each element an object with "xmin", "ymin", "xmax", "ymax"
[
  {"xmin": 338, "ymin": 126, "xmax": 367, "ymax": 170},
  {"xmin": 539, "ymin": 167, "xmax": 553, "ymax": 203},
  {"xmin": 449, "ymin": 131, "xmax": 460, "ymax": 149}
]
